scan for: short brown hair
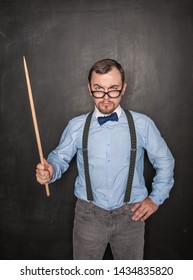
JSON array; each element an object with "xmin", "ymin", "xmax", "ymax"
[{"xmin": 88, "ymin": 58, "xmax": 125, "ymax": 84}]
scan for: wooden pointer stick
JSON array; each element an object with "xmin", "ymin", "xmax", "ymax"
[{"xmin": 23, "ymin": 56, "xmax": 50, "ymax": 197}]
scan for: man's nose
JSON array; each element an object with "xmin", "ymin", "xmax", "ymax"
[{"xmin": 104, "ymin": 92, "xmax": 110, "ymax": 99}]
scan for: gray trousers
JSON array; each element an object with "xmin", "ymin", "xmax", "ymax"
[{"xmin": 73, "ymin": 199, "xmax": 145, "ymax": 260}]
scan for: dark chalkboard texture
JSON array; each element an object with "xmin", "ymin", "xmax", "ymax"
[{"xmin": 0, "ymin": 0, "xmax": 193, "ymax": 259}]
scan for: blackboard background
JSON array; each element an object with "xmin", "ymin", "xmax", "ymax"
[{"xmin": 0, "ymin": 0, "xmax": 193, "ymax": 259}]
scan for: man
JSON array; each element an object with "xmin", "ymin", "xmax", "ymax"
[{"xmin": 36, "ymin": 59, "xmax": 175, "ymax": 260}]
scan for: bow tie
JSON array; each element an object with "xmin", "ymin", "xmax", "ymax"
[{"xmin": 98, "ymin": 112, "xmax": 118, "ymax": 125}]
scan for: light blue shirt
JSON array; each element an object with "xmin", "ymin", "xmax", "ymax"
[{"xmin": 47, "ymin": 107, "xmax": 175, "ymax": 210}]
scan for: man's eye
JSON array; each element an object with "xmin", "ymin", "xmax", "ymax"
[{"xmin": 96, "ymin": 87, "xmax": 103, "ymax": 91}]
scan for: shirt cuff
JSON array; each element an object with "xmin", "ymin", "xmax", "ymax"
[
  {"xmin": 47, "ymin": 161, "xmax": 62, "ymax": 184},
  {"xmin": 148, "ymin": 192, "xmax": 169, "ymax": 206}
]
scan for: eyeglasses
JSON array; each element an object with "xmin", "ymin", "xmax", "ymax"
[{"xmin": 91, "ymin": 88, "xmax": 123, "ymax": 99}]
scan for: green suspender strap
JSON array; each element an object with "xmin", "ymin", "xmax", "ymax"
[
  {"xmin": 82, "ymin": 110, "xmax": 137, "ymax": 203},
  {"xmin": 123, "ymin": 110, "xmax": 137, "ymax": 202},
  {"xmin": 82, "ymin": 112, "xmax": 94, "ymax": 201}
]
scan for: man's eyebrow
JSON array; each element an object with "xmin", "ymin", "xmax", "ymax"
[
  {"xmin": 93, "ymin": 83, "xmax": 104, "ymax": 88},
  {"xmin": 93, "ymin": 84, "xmax": 119, "ymax": 88},
  {"xmin": 109, "ymin": 84, "xmax": 119, "ymax": 88}
]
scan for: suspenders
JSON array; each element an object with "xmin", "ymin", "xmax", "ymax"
[
  {"xmin": 82, "ymin": 112, "xmax": 94, "ymax": 201},
  {"xmin": 82, "ymin": 110, "xmax": 137, "ymax": 203}
]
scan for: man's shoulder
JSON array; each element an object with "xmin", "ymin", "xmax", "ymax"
[
  {"xmin": 122, "ymin": 109, "xmax": 156, "ymax": 135},
  {"xmin": 124, "ymin": 109, "xmax": 150, "ymax": 123},
  {"xmin": 68, "ymin": 112, "xmax": 92, "ymax": 127}
]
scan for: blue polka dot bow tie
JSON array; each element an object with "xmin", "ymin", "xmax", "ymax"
[{"xmin": 98, "ymin": 112, "xmax": 118, "ymax": 125}]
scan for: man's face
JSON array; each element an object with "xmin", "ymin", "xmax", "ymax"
[{"xmin": 88, "ymin": 67, "xmax": 127, "ymax": 114}]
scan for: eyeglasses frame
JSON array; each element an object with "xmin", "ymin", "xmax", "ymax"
[{"xmin": 90, "ymin": 85, "xmax": 124, "ymax": 99}]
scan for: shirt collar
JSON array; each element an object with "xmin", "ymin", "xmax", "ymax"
[{"xmin": 94, "ymin": 105, "xmax": 122, "ymax": 119}]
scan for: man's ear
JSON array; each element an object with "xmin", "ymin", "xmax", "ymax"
[
  {"xmin": 122, "ymin": 82, "xmax": 127, "ymax": 96},
  {"xmin": 88, "ymin": 83, "xmax": 92, "ymax": 96}
]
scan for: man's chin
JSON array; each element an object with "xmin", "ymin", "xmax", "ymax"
[
  {"xmin": 99, "ymin": 108, "xmax": 114, "ymax": 114},
  {"xmin": 98, "ymin": 105, "xmax": 115, "ymax": 115}
]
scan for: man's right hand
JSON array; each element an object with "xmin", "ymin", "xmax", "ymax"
[{"xmin": 36, "ymin": 159, "xmax": 54, "ymax": 185}]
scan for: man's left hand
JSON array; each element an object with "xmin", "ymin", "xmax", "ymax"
[{"xmin": 131, "ymin": 197, "xmax": 159, "ymax": 221}]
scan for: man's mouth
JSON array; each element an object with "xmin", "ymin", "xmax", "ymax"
[{"xmin": 101, "ymin": 101, "xmax": 112, "ymax": 106}]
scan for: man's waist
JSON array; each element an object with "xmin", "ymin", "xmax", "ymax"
[
  {"xmin": 76, "ymin": 198, "xmax": 134, "ymax": 215},
  {"xmin": 75, "ymin": 193, "xmax": 148, "ymax": 210}
]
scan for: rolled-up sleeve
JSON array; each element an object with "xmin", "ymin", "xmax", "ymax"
[
  {"xmin": 47, "ymin": 117, "xmax": 85, "ymax": 183},
  {"xmin": 144, "ymin": 117, "xmax": 175, "ymax": 205}
]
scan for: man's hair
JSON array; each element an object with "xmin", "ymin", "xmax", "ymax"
[{"xmin": 88, "ymin": 58, "xmax": 125, "ymax": 84}]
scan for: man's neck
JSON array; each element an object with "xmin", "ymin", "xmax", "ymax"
[{"xmin": 94, "ymin": 105, "xmax": 122, "ymax": 118}]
